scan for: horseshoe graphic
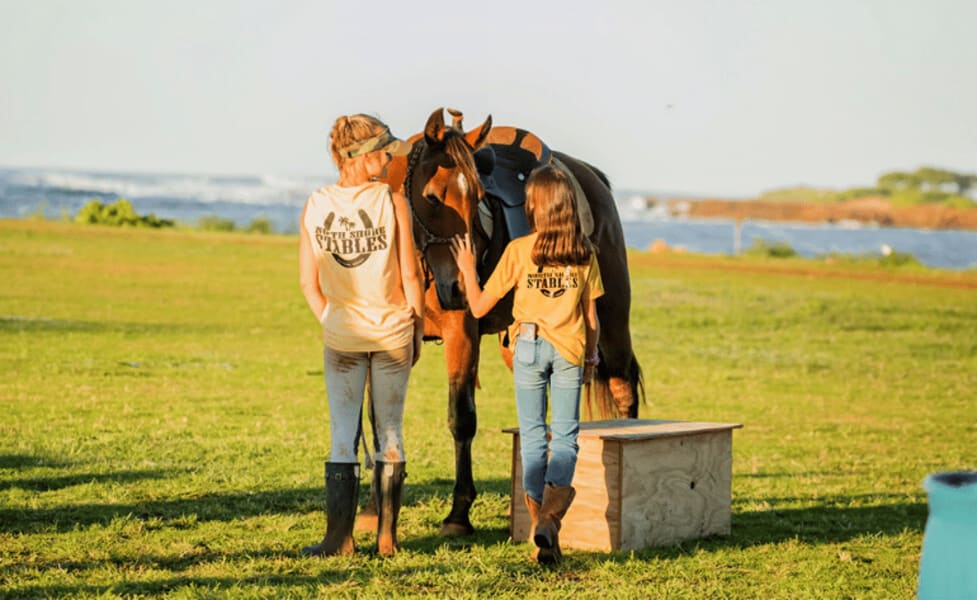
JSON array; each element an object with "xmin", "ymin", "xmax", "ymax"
[
  {"xmin": 540, "ymin": 288, "xmax": 567, "ymax": 298},
  {"xmin": 325, "ymin": 210, "xmax": 374, "ymax": 269}
]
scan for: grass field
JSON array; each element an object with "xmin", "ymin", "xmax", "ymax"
[{"xmin": 2, "ymin": 219, "xmax": 975, "ymax": 599}]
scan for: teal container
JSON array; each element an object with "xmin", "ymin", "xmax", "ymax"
[{"xmin": 918, "ymin": 471, "xmax": 977, "ymax": 600}]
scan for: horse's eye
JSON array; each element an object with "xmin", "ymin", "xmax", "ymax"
[{"xmin": 424, "ymin": 194, "xmax": 442, "ymax": 205}]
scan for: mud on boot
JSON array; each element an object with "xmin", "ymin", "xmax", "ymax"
[
  {"xmin": 302, "ymin": 462, "xmax": 359, "ymax": 557},
  {"xmin": 374, "ymin": 461, "xmax": 407, "ymax": 557}
]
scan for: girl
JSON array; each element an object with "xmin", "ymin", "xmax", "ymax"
[
  {"xmin": 299, "ymin": 114, "xmax": 424, "ymax": 557},
  {"xmin": 451, "ymin": 164, "xmax": 603, "ymax": 564}
]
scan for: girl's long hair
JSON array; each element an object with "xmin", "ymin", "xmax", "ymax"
[{"xmin": 526, "ymin": 164, "xmax": 593, "ymax": 266}]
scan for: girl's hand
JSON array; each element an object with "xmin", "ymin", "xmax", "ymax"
[
  {"xmin": 450, "ymin": 233, "xmax": 475, "ymax": 273},
  {"xmin": 582, "ymin": 363, "xmax": 595, "ymax": 385}
]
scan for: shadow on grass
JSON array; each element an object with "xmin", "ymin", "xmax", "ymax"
[
  {"xmin": 0, "ymin": 468, "xmax": 176, "ymax": 492},
  {"xmin": 563, "ymin": 501, "xmax": 927, "ymax": 565},
  {"xmin": 0, "ymin": 315, "xmax": 222, "ymax": 335},
  {"xmin": 0, "ymin": 487, "xmax": 931, "ymax": 597},
  {"xmin": 0, "ymin": 477, "xmax": 513, "ymax": 535},
  {"xmin": 1, "ymin": 573, "xmax": 349, "ymax": 599},
  {"xmin": 0, "ymin": 453, "xmax": 70, "ymax": 470}
]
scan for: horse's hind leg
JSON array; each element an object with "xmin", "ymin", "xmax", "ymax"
[
  {"xmin": 440, "ymin": 311, "xmax": 479, "ymax": 536},
  {"xmin": 596, "ymin": 302, "xmax": 643, "ymax": 418},
  {"xmin": 355, "ymin": 383, "xmax": 380, "ymax": 532}
]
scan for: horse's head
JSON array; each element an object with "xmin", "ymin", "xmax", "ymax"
[{"xmin": 404, "ymin": 107, "xmax": 492, "ymax": 310}]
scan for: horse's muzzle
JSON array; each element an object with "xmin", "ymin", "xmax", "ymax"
[{"xmin": 435, "ymin": 280, "xmax": 467, "ymax": 311}]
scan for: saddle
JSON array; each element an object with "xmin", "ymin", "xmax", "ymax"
[
  {"xmin": 475, "ymin": 127, "xmax": 595, "ymax": 257},
  {"xmin": 470, "ymin": 126, "xmax": 597, "ymax": 342}
]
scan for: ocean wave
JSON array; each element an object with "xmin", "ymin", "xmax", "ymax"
[{"xmin": 4, "ymin": 169, "xmax": 329, "ymax": 206}]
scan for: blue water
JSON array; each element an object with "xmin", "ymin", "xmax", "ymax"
[
  {"xmin": 2, "ymin": 166, "xmax": 975, "ymax": 270},
  {"xmin": 622, "ymin": 220, "xmax": 977, "ymax": 270}
]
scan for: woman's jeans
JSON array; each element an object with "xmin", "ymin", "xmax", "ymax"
[
  {"xmin": 323, "ymin": 343, "xmax": 412, "ymax": 464},
  {"xmin": 514, "ymin": 336, "xmax": 582, "ymax": 503}
]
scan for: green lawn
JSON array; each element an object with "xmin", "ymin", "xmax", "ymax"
[{"xmin": 2, "ymin": 220, "xmax": 975, "ymax": 599}]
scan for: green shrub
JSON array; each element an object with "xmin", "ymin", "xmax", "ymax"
[
  {"xmin": 74, "ymin": 198, "xmax": 173, "ymax": 228},
  {"xmin": 245, "ymin": 216, "xmax": 273, "ymax": 234},
  {"xmin": 196, "ymin": 215, "xmax": 237, "ymax": 232},
  {"xmin": 821, "ymin": 250, "xmax": 923, "ymax": 268},
  {"xmin": 879, "ymin": 251, "xmax": 922, "ymax": 267},
  {"xmin": 745, "ymin": 238, "xmax": 797, "ymax": 258},
  {"xmin": 29, "ymin": 201, "xmax": 48, "ymax": 220},
  {"xmin": 835, "ymin": 187, "xmax": 888, "ymax": 201},
  {"xmin": 945, "ymin": 196, "xmax": 977, "ymax": 209}
]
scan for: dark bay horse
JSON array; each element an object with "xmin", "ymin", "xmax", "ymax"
[{"xmin": 382, "ymin": 108, "xmax": 642, "ymax": 536}]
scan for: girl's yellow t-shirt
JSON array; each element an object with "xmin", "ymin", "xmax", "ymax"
[
  {"xmin": 483, "ymin": 233, "xmax": 604, "ymax": 366},
  {"xmin": 303, "ymin": 182, "xmax": 414, "ymax": 352}
]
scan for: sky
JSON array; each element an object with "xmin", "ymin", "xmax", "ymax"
[{"xmin": 1, "ymin": 0, "xmax": 975, "ymax": 197}]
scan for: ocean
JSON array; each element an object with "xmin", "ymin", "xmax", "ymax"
[{"xmin": 2, "ymin": 167, "xmax": 975, "ymax": 270}]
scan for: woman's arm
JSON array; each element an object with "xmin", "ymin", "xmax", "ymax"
[
  {"xmin": 391, "ymin": 190, "xmax": 425, "ymax": 364},
  {"xmin": 450, "ymin": 233, "xmax": 500, "ymax": 319},
  {"xmin": 299, "ymin": 202, "xmax": 327, "ymax": 321}
]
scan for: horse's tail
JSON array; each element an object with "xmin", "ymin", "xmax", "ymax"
[{"xmin": 585, "ymin": 354, "xmax": 645, "ymax": 420}]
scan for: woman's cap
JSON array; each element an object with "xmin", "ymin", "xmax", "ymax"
[{"xmin": 339, "ymin": 128, "xmax": 412, "ymax": 159}]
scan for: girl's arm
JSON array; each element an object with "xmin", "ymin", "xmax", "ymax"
[
  {"xmin": 391, "ymin": 190, "xmax": 425, "ymax": 364},
  {"xmin": 450, "ymin": 233, "xmax": 500, "ymax": 319},
  {"xmin": 299, "ymin": 202, "xmax": 327, "ymax": 321},
  {"xmin": 583, "ymin": 297, "xmax": 600, "ymax": 384}
]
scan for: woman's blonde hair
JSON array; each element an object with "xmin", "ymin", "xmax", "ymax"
[
  {"xmin": 329, "ymin": 114, "xmax": 388, "ymax": 168},
  {"xmin": 525, "ymin": 164, "xmax": 593, "ymax": 266}
]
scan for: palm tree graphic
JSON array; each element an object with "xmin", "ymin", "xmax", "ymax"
[{"xmin": 338, "ymin": 217, "xmax": 355, "ymax": 231}]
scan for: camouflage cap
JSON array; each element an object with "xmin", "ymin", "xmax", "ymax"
[{"xmin": 339, "ymin": 128, "xmax": 412, "ymax": 159}]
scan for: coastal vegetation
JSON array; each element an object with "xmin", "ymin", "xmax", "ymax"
[
  {"xmin": 70, "ymin": 197, "xmax": 272, "ymax": 234},
  {"xmin": 759, "ymin": 166, "xmax": 977, "ymax": 209},
  {"xmin": 2, "ymin": 220, "xmax": 974, "ymax": 598},
  {"xmin": 75, "ymin": 198, "xmax": 174, "ymax": 228}
]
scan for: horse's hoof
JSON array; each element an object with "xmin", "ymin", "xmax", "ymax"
[{"xmin": 439, "ymin": 521, "xmax": 475, "ymax": 537}]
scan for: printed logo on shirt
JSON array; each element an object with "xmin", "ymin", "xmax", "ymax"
[
  {"xmin": 526, "ymin": 267, "xmax": 579, "ymax": 298},
  {"xmin": 314, "ymin": 210, "xmax": 389, "ymax": 268}
]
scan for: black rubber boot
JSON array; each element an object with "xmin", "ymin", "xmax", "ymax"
[
  {"xmin": 374, "ymin": 461, "xmax": 407, "ymax": 556},
  {"xmin": 302, "ymin": 462, "xmax": 359, "ymax": 557}
]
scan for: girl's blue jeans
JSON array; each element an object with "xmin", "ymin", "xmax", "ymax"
[{"xmin": 513, "ymin": 335, "xmax": 582, "ymax": 503}]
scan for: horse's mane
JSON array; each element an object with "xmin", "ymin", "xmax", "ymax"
[{"xmin": 444, "ymin": 132, "xmax": 484, "ymax": 203}]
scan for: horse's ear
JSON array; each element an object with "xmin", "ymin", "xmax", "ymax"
[
  {"xmin": 424, "ymin": 108, "xmax": 446, "ymax": 144},
  {"xmin": 465, "ymin": 115, "xmax": 492, "ymax": 150}
]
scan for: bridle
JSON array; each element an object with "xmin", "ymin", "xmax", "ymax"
[
  {"xmin": 403, "ymin": 140, "xmax": 458, "ymax": 256},
  {"xmin": 403, "ymin": 138, "xmax": 484, "ymax": 294}
]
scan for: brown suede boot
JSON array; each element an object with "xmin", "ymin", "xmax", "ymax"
[
  {"xmin": 524, "ymin": 494, "xmax": 542, "ymax": 562},
  {"xmin": 302, "ymin": 462, "xmax": 359, "ymax": 557},
  {"xmin": 533, "ymin": 484, "xmax": 576, "ymax": 564},
  {"xmin": 375, "ymin": 461, "xmax": 407, "ymax": 557}
]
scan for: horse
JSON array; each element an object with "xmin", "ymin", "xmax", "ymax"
[{"xmin": 379, "ymin": 107, "xmax": 643, "ymax": 536}]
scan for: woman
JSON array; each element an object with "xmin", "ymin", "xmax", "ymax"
[
  {"xmin": 299, "ymin": 114, "xmax": 424, "ymax": 557},
  {"xmin": 451, "ymin": 164, "xmax": 603, "ymax": 564}
]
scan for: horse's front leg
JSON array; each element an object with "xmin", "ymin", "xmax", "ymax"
[{"xmin": 439, "ymin": 309, "xmax": 479, "ymax": 536}]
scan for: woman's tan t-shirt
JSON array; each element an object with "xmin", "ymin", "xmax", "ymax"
[
  {"xmin": 483, "ymin": 233, "xmax": 604, "ymax": 366},
  {"xmin": 303, "ymin": 182, "xmax": 413, "ymax": 352}
]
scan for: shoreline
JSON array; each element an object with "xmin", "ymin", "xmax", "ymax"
[{"xmin": 646, "ymin": 196, "xmax": 977, "ymax": 231}]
